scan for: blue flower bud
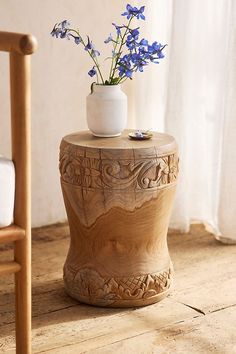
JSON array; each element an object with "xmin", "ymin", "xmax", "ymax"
[{"xmin": 88, "ymin": 67, "xmax": 97, "ymax": 77}]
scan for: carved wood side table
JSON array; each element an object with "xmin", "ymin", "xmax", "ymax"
[{"xmin": 59, "ymin": 130, "xmax": 179, "ymax": 307}]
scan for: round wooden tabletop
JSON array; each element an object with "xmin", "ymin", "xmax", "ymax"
[{"xmin": 62, "ymin": 129, "xmax": 177, "ymax": 156}]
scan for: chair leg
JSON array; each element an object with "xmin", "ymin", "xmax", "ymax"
[{"xmin": 14, "ymin": 233, "xmax": 31, "ymax": 354}]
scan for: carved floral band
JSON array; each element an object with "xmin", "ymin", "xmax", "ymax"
[{"xmin": 59, "ymin": 141, "xmax": 179, "ymax": 190}]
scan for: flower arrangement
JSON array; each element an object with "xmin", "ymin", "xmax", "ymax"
[{"xmin": 51, "ymin": 4, "xmax": 166, "ymax": 85}]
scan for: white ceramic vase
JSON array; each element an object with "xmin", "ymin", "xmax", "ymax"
[{"xmin": 86, "ymin": 84, "xmax": 127, "ymax": 137}]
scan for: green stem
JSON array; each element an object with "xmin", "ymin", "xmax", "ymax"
[
  {"xmin": 68, "ymin": 29, "xmax": 104, "ymax": 84},
  {"xmin": 108, "ymin": 34, "xmax": 119, "ymax": 82},
  {"xmin": 95, "ymin": 70, "xmax": 99, "ymax": 84},
  {"xmin": 117, "ymin": 76, "xmax": 129, "ymax": 84},
  {"xmin": 109, "ymin": 16, "xmax": 134, "ymax": 82}
]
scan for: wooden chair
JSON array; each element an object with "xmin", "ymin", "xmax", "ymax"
[{"xmin": 0, "ymin": 31, "xmax": 37, "ymax": 354}]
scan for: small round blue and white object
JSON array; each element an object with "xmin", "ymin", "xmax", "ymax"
[
  {"xmin": 128, "ymin": 130, "xmax": 153, "ymax": 140},
  {"xmin": 135, "ymin": 130, "xmax": 144, "ymax": 138}
]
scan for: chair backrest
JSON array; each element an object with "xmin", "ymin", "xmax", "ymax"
[{"xmin": 0, "ymin": 31, "xmax": 37, "ymax": 354}]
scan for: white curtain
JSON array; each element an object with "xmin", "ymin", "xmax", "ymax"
[{"xmin": 133, "ymin": 0, "xmax": 236, "ymax": 243}]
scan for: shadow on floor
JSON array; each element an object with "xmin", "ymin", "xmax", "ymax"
[{"xmin": 0, "ymin": 277, "xmax": 131, "ymax": 338}]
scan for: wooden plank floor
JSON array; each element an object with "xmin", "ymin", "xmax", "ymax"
[{"xmin": 0, "ymin": 224, "xmax": 235, "ymax": 353}]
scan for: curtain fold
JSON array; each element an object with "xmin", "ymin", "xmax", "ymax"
[
  {"xmin": 134, "ymin": 0, "xmax": 236, "ymax": 242},
  {"xmin": 217, "ymin": 1, "xmax": 236, "ymax": 243},
  {"xmin": 132, "ymin": 0, "xmax": 173, "ymax": 132}
]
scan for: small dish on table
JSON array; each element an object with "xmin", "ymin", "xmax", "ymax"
[{"xmin": 128, "ymin": 130, "xmax": 153, "ymax": 140}]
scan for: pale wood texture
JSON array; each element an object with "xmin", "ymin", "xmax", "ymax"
[
  {"xmin": 0, "ymin": 261, "xmax": 21, "ymax": 276},
  {"xmin": 0, "ymin": 226, "xmax": 25, "ymax": 244},
  {"xmin": 10, "ymin": 51, "xmax": 32, "ymax": 354},
  {"xmin": 0, "ymin": 223, "xmax": 235, "ymax": 353},
  {"xmin": 59, "ymin": 131, "xmax": 179, "ymax": 307},
  {"xmin": 0, "ymin": 31, "xmax": 37, "ymax": 55},
  {"xmin": 0, "ymin": 31, "xmax": 37, "ymax": 354}
]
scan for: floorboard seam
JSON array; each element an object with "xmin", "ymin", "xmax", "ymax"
[
  {"xmin": 178, "ymin": 302, "xmax": 206, "ymax": 315},
  {"xmin": 210, "ymin": 303, "xmax": 236, "ymax": 314}
]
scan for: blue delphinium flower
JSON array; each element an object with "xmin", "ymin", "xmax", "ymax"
[
  {"xmin": 129, "ymin": 28, "xmax": 140, "ymax": 39},
  {"xmin": 148, "ymin": 41, "xmax": 162, "ymax": 54},
  {"xmin": 117, "ymin": 38, "xmax": 166, "ymax": 81},
  {"xmin": 112, "ymin": 23, "xmax": 125, "ymax": 36},
  {"xmin": 88, "ymin": 67, "xmax": 97, "ymax": 77},
  {"xmin": 68, "ymin": 34, "xmax": 82, "ymax": 45},
  {"xmin": 131, "ymin": 53, "xmax": 147, "ymax": 72},
  {"xmin": 104, "ymin": 33, "xmax": 113, "ymax": 44},
  {"xmin": 126, "ymin": 27, "xmax": 140, "ymax": 50},
  {"xmin": 51, "ymin": 25, "xmax": 60, "ymax": 38},
  {"xmin": 122, "ymin": 4, "xmax": 145, "ymax": 20},
  {"xmin": 118, "ymin": 65, "xmax": 133, "ymax": 78},
  {"xmin": 139, "ymin": 38, "xmax": 148, "ymax": 47},
  {"xmin": 118, "ymin": 54, "xmax": 133, "ymax": 78},
  {"xmin": 126, "ymin": 40, "xmax": 135, "ymax": 50},
  {"xmin": 51, "ymin": 4, "xmax": 166, "ymax": 84},
  {"xmin": 147, "ymin": 42, "xmax": 166, "ymax": 62},
  {"xmin": 74, "ymin": 36, "xmax": 82, "ymax": 45},
  {"xmin": 84, "ymin": 37, "xmax": 93, "ymax": 50},
  {"xmin": 51, "ymin": 20, "xmax": 70, "ymax": 39},
  {"xmin": 61, "ymin": 20, "xmax": 70, "ymax": 29},
  {"xmin": 85, "ymin": 37, "xmax": 100, "ymax": 57},
  {"xmin": 158, "ymin": 50, "xmax": 165, "ymax": 59}
]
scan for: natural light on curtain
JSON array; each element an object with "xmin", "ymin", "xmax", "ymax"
[{"xmin": 133, "ymin": 0, "xmax": 236, "ymax": 243}]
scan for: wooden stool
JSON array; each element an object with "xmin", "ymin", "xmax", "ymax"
[{"xmin": 59, "ymin": 130, "xmax": 179, "ymax": 307}]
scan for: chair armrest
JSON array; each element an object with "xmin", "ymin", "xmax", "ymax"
[{"xmin": 0, "ymin": 31, "xmax": 37, "ymax": 55}]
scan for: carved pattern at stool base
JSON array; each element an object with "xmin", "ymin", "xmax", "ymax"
[{"xmin": 64, "ymin": 265, "xmax": 173, "ymax": 307}]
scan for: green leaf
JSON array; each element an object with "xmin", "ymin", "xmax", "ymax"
[
  {"xmin": 104, "ymin": 56, "xmax": 113, "ymax": 61},
  {"xmin": 90, "ymin": 82, "xmax": 96, "ymax": 93},
  {"xmin": 117, "ymin": 62, "xmax": 129, "ymax": 71},
  {"xmin": 110, "ymin": 77, "xmax": 120, "ymax": 84}
]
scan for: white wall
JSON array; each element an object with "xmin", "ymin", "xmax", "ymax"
[{"xmin": 0, "ymin": 0, "xmax": 133, "ymax": 226}]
